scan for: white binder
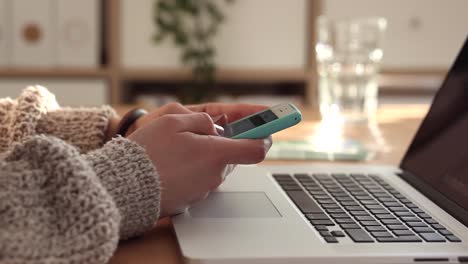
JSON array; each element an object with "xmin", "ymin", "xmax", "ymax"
[
  {"xmin": 0, "ymin": 0, "xmax": 10, "ymax": 66},
  {"xmin": 57, "ymin": 0, "xmax": 99, "ymax": 67},
  {"xmin": 11, "ymin": 0, "xmax": 55, "ymax": 67}
]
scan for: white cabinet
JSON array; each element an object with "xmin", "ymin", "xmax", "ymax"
[
  {"xmin": 56, "ymin": 0, "xmax": 100, "ymax": 67},
  {"xmin": 121, "ymin": 0, "xmax": 307, "ymax": 69},
  {"xmin": 0, "ymin": 79, "xmax": 108, "ymax": 106},
  {"xmin": 322, "ymin": 0, "xmax": 468, "ymax": 69},
  {"xmin": 11, "ymin": 0, "xmax": 55, "ymax": 67}
]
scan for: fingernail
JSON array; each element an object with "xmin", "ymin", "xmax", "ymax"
[
  {"xmin": 263, "ymin": 137, "xmax": 273, "ymax": 150},
  {"xmin": 214, "ymin": 124, "xmax": 225, "ymax": 136}
]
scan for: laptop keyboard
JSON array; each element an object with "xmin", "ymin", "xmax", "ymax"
[{"xmin": 273, "ymin": 173, "xmax": 462, "ymax": 244}]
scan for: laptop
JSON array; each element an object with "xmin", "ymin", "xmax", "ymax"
[{"xmin": 173, "ymin": 36, "xmax": 468, "ymax": 263}]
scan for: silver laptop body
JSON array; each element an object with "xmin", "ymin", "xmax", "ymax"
[{"xmin": 173, "ymin": 37, "xmax": 468, "ymax": 263}]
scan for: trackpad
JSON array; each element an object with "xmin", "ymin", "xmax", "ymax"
[{"xmin": 189, "ymin": 192, "xmax": 281, "ymax": 218}]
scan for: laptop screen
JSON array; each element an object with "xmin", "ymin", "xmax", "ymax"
[{"xmin": 401, "ymin": 36, "xmax": 468, "ymax": 221}]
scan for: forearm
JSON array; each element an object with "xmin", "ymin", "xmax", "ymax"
[
  {"xmin": 0, "ymin": 136, "xmax": 121, "ymax": 263},
  {"xmin": 0, "ymin": 135, "xmax": 161, "ymax": 263},
  {"xmin": 84, "ymin": 137, "xmax": 161, "ymax": 239}
]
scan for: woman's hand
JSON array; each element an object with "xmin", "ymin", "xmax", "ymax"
[
  {"xmin": 186, "ymin": 102, "xmax": 268, "ymax": 125},
  {"xmin": 126, "ymin": 102, "xmax": 268, "ymax": 136},
  {"xmin": 128, "ymin": 112, "xmax": 272, "ymax": 217},
  {"xmin": 125, "ymin": 103, "xmax": 193, "ymax": 136}
]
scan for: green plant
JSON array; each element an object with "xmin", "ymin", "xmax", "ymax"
[{"xmin": 153, "ymin": 0, "xmax": 233, "ymax": 103}]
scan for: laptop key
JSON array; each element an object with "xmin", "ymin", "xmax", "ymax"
[
  {"xmin": 419, "ymin": 232, "xmax": 446, "ymax": 242},
  {"xmin": 365, "ymin": 226, "xmax": 386, "ymax": 232},
  {"xmin": 319, "ymin": 231, "xmax": 332, "ymax": 237},
  {"xmin": 446, "ymin": 235, "xmax": 462, "ymax": 242},
  {"xmin": 335, "ymin": 218, "xmax": 356, "ymax": 224},
  {"xmin": 360, "ymin": 221, "xmax": 380, "ymax": 226},
  {"xmin": 365, "ymin": 204, "xmax": 384, "ymax": 210},
  {"xmin": 400, "ymin": 217, "xmax": 421, "ymax": 222},
  {"xmin": 324, "ymin": 236, "xmax": 338, "ymax": 243},
  {"xmin": 310, "ymin": 220, "xmax": 335, "ymax": 226},
  {"xmin": 355, "ymin": 216, "xmax": 375, "ymax": 221},
  {"xmin": 322, "ymin": 204, "xmax": 340, "ymax": 209},
  {"xmin": 394, "ymin": 211, "xmax": 414, "ymax": 217},
  {"xmin": 371, "ymin": 231, "xmax": 393, "ymax": 238},
  {"xmin": 430, "ymin": 223, "xmax": 445, "ymax": 230},
  {"xmin": 341, "ymin": 224, "xmax": 361, "ymax": 229},
  {"xmin": 381, "ymin": 219, "xmax": 401, "ymax": 225},
  {"xmin": 309, "ymin": 191, "xmax": 327, "ymax": 196},
  {"xmin": 314, "ymin": 225, "xmax": 328, "ymax": 231},
  {"xmin": 394, "ymin": 194, "xmax": 406, "ymax": 199},
  {"xmin": 329, "ymin": 213, "xmax": 350, "ymax": 219},
  {"xmin": 398, "ymin": 198, "xmax": 412, "ymax": 204},
  {"xmin": 355, "ymin": 196, "xmax": 373, "ymax": 201},
  {"xmin": 340, "ymin": 201, "xmax": 359, "ymax": 206},
  {"xmin": 344, "ymin": 229, "xmax": 374, "ymax": 243},
  {"xmin": 393, "ymin": 230, "xmax": 415, "ymax": 236},
  {"xmin": 350, "ymin": 211, "xmax": 370, "ymax": 216},
  {"xmin": 416, "ymin": 213, "xmax": 432, "ymax": 219},
  {"xmin": 360, "ymin": 200, "xmax": 379, "ymax": 205},
  {"xmin": 387, "ymin": 207, "xmax": 408, "ymax": 212},
  {"xmin": 438, "ymin": 229, "xmax": 454, "ymax": 236},
  {"xmin": 412, "ymin": 208, "xmax": 425, "ymax": 214},
  {"xmin": 330, "ymin": 230, "xmax": 346, "ymax": 237},
  {"xmin": 306, "ymin": 187, "xmax": 323, "ymax": 192},
  {"xmin": 282, "ymin": 186, "xmax": 303, "ymax": 191},
  {"xmin": 273, "ymin": 173, "xmax": 292, "ymax": 179},
  {"xmin": 325, "ymin": 208, "xmax": 345, "ymax": 214},
  {"xmin": 413, "ymin": 227, "xmax": 434, "ymax": 233},
  {"xmin": 376, "ymin": 236, "xmax": 422, "ymax": 243},
  {"xmin": 426, "ymin": 219, "xmax": 439, "ymax": 225},
  {"xmin": 387, "ymin": 225, "xmax": 408, "ymax": 230},
  {"xmin": 305, "ymin": 213, "xmax": 330, "ymax": 220},
  {"xmin": 344, "ymin": 206, "xmax": 364, "ymax": 211},
  {"xmin": 334, "ymin": 196, "xmax": 353, "ymax": 202},
  {"xmin": 407, "ymin": 222, "xmax": 427, "ymax": 227},
  {"xmin": 369, "ymin": 209, "xmax": 390, "ymax": 215},
  {"xmin": 313, "ymin": 195, "xmax": 331, "ymax": 200},
  {"xmin": 286, "ymin": 191, "xmax": 323, "ymax": 213},
  {"xmin": 332, "ymin": 192, "xmax": 351, "ymax": 198},
  {"xmin": 375, "ymin": 214, "xmax": 396, "ymax": 220},
  {"xmin": 382, "ymin": 202, "xmax": 401, "ymax": 207},
  {"xmin": 377, "ymin": 197, "xmax": 394, "ymax": 202},
  {"xmin": 316, "ymin": 199, "xmax": 337, "ymax": 204}
]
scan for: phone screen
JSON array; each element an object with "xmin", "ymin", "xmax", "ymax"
[{"xmin": 223, "ymin": 109, "xmax": 278, "ymax": 138}]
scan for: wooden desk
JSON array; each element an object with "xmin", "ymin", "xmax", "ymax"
[{"xmin": 109, "ymin": 104, "xmax": 429, "ymax": 264}]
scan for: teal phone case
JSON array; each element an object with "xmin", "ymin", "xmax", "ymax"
[{"xmin": 230, "ymin": 103, "xmax": 302, "ymax": 139}]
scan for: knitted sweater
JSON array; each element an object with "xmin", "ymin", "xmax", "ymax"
[{"xmin": 0, "ymin": 86, "xmax": 161, "ymax": 263}]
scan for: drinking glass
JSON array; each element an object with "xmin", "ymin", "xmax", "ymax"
[{"xmin": 316, "ymin": 16, "xmax": 387, "ymax": 122}]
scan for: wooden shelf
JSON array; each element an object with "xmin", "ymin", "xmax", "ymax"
[
  {"xmin": 0, "ymin": 0, "xmax": 320, "ymax": 105},
  {"xmin": 122, "ymin": 68, "xmax": 309, "ymax": 83},
  {"xmin": 0, "ymin": 67, "xmax": 111, "ymax": 78}
]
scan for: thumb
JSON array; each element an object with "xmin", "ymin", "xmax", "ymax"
[{"xmin": 206, "ymin": 136, "xmax": 272, "ymax": 164}]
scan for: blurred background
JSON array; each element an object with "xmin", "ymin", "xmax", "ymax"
[{"xmin": 0, "ymin": 0, "xmax": 466, "ymax": 108}]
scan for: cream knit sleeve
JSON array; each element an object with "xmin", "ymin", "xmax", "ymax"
[
  {"xmin": 0, "ymin": 135, "xmax": 160, "ymax": 263},
  {"xmin": 0, "ymin": 85, "xmax": 117, "ymax": 153}
]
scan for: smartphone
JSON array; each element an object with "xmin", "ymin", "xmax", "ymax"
[{"xmin": 222, "ymin": 103, "xmax": 302, "ymax": 139}]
